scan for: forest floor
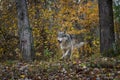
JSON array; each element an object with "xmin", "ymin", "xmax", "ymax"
[{"xmin": 0, "ymin": 57, "xmax": 120, "ymax": 80}]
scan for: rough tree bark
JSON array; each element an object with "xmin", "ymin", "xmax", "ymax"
[
  {"xmin": 16, "ymin": 0, "xmax": 35, "ymax": 61},
  {"xmin": 98, "ymin": 0, "xmax": 115, "ymax": 56}
]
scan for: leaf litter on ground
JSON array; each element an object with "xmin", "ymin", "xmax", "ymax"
[{"xmin": 0, "ymin": 58, "xmax": 120, "ymax": 80}]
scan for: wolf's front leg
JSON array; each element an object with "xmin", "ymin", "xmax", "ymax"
[
  {"xmin": 61, "ymin": 49, "xmax": 69, "ymax": 59},
  {"xmin": 61, "ymin": 49, "xmax": 71, "ymax": 59}
]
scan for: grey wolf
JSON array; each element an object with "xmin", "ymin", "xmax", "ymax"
[{"xmin": 57, "ymin": 31, "xmax": 86, "ymax": 60}]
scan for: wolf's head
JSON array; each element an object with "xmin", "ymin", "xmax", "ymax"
[{"xmin": 57, "ymin": 31, "xmax": 69, "ymax": 44}]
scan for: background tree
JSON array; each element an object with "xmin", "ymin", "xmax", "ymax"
[
  {"xmin": 113, "ymin": 0, "xmax": 120, "ymax": 42},
  {"xmin": 98, "ymin": 0, "xmax": 115, "ymax": 56},
  {"xmin": 16, "ymin": 0, "xmax": 35, "ymax": 61}
]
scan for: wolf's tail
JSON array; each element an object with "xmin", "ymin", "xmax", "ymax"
[{"xmin": 75, "ymin": 42, "xmax": 86, "ymax": 48}]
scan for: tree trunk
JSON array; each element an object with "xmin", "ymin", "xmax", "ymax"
[
  {"xmin": 16, "ymin": 0, "xmax": 35, "ymax": 61},
  {"xmin": 98, "ymin": 0, "xmax": 115, "ymax": 56}
]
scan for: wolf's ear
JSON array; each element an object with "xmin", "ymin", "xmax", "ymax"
[
  {"xmin": 63, "ymin": 27, "xmax": 67, "ymax": 33},
  {"xmin": 63, "ymin": 30, "xmax": 66, "ymax": 33}
]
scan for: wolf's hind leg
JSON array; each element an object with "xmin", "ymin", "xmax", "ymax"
[{"xmin": 68, "ymin": 49, "xmax": 72, "ymax": 60}]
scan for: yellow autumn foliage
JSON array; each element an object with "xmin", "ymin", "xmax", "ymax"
[{"xmin": 0, "ymin": 0, "xmax": 101, "ymax": 60}]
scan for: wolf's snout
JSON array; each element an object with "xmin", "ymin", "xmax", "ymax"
[{"xmin": 58, "ymin": 40, "xmax": 62, "ymax": 43}]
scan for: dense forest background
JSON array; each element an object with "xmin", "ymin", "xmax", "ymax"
[
  {"xmin": 0, "ymin": 0, "xmax": 120, "ymax": 61},
  {"xmin": 0, "ymin": 0, "xmax": 120, "ymax": 79}
]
